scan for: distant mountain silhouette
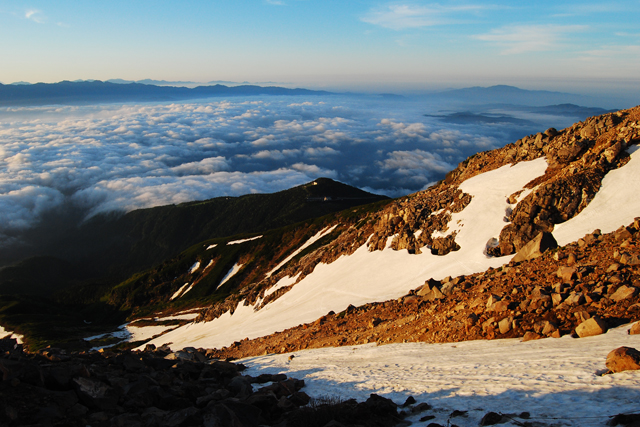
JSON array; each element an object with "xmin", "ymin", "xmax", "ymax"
[
  {"xmin": 432, "ymin": 85, "xmax": 589, "ymax": 106},
  {"xmin": 0, "ymin": 80, "xmax": 333, "ymax": 106}
]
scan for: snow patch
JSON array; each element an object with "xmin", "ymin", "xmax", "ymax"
[
  {"xmin": 219, "ymin": 263, "xmax": 244, "ymax": 287},
  {"xmin": 170, "ymin": 283, "xmax": 191, "ymax": 301},
  {"xmin": 264, "ymin": 273, "xmax": 302, "ymax": 297},
  {"xmin": 206, "ymin": 244, "xmax": 218, "ymax": 250},
  {"xmin": 227, "ymin": 236, "xmax": 262, "ymax": 245},
  {"xmin": 181, "ymin": 282, "xmax": 195, "ymax": 297},
  {"xmin": 266, "ymin": 225, "xmax": 338, "ymax": 277},
  {"xmin": 0, "ymin": 325, "xmax": 23, "ymax": 344},
  {"xmin": 188, "ymin": 261, "xmax": 201, "ymax": 274}
]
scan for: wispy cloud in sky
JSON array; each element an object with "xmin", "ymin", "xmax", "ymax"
[
  {"xmin": 474, "ymin": 24, "xmax": 586, "ymax": 54},
  {"xmin": 25, "ymin": 9, "xmax": 46, "ymax": 24},
  {"xmin": 265, "ymin": 0, "xmax": 285, "ymax": 5},
  {"xmin": 361, "ymin": 3, "xmax": 484, "ymax": 30}
]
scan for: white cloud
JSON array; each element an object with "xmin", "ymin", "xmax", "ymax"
[
  {"xmin": 474, "ymin": 24, "xmax": 586, "ymax": 54},
  {"xmin": 25, "ymin": 9, "xmax": 46, "ymax": 24},
  {"xmin": 361, "ymin": 3, "xmax": 484, "ymax": 30},
  {"xmin": 0, "ymin": 96, "xmax": 520, "ymax": 244},
  {"xmin": 379, "ymin": 149, "xmax": 454, "ymax": 184}
]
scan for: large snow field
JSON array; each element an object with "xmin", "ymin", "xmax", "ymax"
[
  {"xmin": 141, "ymin": 158, "xmax": 549, "ymax": 350},
  {"xmin": 243, "ymin": 322, "xmax": 640, "ymax": 427}
]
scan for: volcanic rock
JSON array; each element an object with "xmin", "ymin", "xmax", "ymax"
[
  {"xmin": 512, "ymin": 232, "xmax": 558, "ymax": 263},
  {"xmin": 606, "ymin": 347, "xmax": 640, "ymax": 373}
]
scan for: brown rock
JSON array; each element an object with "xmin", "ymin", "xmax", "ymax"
[
  {"xmin": 557, "ymin": 266, "xmax": 576, "ymax": 283},
  {"xmin": 511, "ymin": 232, "xmax": 558, "ymax": 263},
  {"xmin": 610, "ymin": 285, "xmax": 638, "ymax": 302},
  {"xmin": 522, "ymin": 331, "xmax": 541, "ymax": 342},
  {"xmin": 575, "ymin": 316, "xmax": 608, "ymax": 338},
  {"xmin": 498, "ymin": 317, "xmax": 513, "ymax": 334},
  {"xmin": 606, "ymin": 347, "xmax": 640, "ymax": 373},
  {"xmin": 629, "ymin": 322, "xmax": 640, "ymax": 335}
]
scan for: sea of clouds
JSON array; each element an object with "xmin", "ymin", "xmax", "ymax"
[{"xmin": 0, "ymin": 95, "xmax": 549, "ymax": 246}]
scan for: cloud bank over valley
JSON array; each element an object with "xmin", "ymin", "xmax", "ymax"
[{"xmin": 0, "ymin": 95, "xmax": 585, "ymax": 250}]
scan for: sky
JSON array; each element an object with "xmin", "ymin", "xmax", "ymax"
[{"xmin": 1, "ymin": 1, "xmax": 640, "ymax": 94}]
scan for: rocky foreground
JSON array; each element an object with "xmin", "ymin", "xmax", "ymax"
[
  {"xmin": 0, "ymin": 338, "xmax": 412, "ymax": 427},
  {"xmin": 206, "ymin": 219, "xmax": 640, "ymax": 360}
]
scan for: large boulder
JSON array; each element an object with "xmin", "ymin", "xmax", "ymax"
[
  {"xmin": 512, "ymin": 232, "xmax": 558, "ymax": 263},
  {"xmin": 575, "ymin": 316, "xmax": 608, "ymax": 338},
  {"xmin": 606, "ymin": 347, "xmax": 640, "ymax": 373}
]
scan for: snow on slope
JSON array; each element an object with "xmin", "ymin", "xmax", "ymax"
[
  {"xmin": 227, "ymin": 236, "xmax": 262, "ymax": 245},
  {"xmin": 170, "ymin": 283, "xmax": 190, "ymax": 300},
  {"xmin": 0, "ymin": 325, "xmax": 23, "ymax": 344},
  {"xmin": 218, "ymin": 263, "xmax": 244, "ymax": 287},
  {"xmin": 553, "ymin": 145, "xmax": 640, "ymax": 245},
  {"xmin": 266, "ymin": 225, "xmax": 338, "ymax": 278},
  {"xmin": 242, "ymin": 322, "xmax": 640, "ymax": 427},
  {"xmin": 141, "ymin": 158, "xmax": 548, "ymax": 350}
]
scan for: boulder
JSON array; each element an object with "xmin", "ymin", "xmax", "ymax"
[
  {"xmin": 418, "ymin": 281, "xmax": 445, "ymax": 301},
  {"xmin": 557, "ymin": 266, "xmax": 576, "ymax": 283},
  {"xmin": 610, "ymin": 285, "xmax": 638, "ymax": 302},
  {"xmin": 498, "ymin": 317, "xmax": 513, "ymax": 334},
  {"xmin": 606, "ymin": 347, "xmax": 640, "ymax": 373},
  {"xmin": 522, "ymin": 331, "xmax": 541, "ymax": 342},
  {"xmin": 575, "ymin": 316, "xmax": 608, "ymax": 338},
  {"xmin": 629, "ymin": 322, "xmax": 640, "ymax": 335},
  {"xmin": 511, "ymin": 232, "xmax": 558, "ymax": 263}
]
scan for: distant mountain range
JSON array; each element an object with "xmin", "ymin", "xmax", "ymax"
[
  {"xmin": 0, "ymin": 80, "xmax": 332, "ymax": 106},
  {"xmin": 431, "ymin": 85, "xmax": 592, "ymax": 106},
  {"xmin": 0, "ymin": 81, "xmax": 604, "ymax": 108}
]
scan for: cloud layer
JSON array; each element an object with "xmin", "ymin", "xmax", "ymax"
[{"xmin": 0, "ymin": 95, "xmax": 540, "ymax": 245}]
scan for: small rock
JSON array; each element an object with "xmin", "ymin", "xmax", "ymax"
[
  {"xmin": 606, "ymin": 347, "xmax": 640, "ymax": 373},
  {"xmin": 402, "ymin": 396, "xmax": 416, "ymax": 407},
  {"xmin": 629, "ymin": 323, "xmax": 640, "ymax": 335},
  {"xmin": 479, "ymin": 411, "xmax": 504, "ymax": 426},
  {"xmin": 522, "ymin": 331, "xmax": 541, "ymax": 342}
]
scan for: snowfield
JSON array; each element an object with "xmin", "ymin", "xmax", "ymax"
[{"xmin": 243, "ymin": 322, "xmax": 640, "ymax": 427}]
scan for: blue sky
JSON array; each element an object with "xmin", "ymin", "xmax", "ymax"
[{"xmin": 1, "ymin": 1, "xmax": 639, "ymax": 93}]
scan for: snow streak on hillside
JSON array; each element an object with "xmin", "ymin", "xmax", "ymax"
[
  {"xmin": 141, "ymin": 158, "xmax": 549, "ymax": 350},
  {"xmin": 242, "ymin": 323, "xmax": 640, "ymax": 427}
]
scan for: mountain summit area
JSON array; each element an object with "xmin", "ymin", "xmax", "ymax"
[{"xmin": 1, "ymin": 105, "xmax": 640, "ymax": 426}]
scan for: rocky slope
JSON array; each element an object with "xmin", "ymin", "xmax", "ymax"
[
  {"xmin": 207, "ymin": 219, "xmax": 640, "ymax": 359},
  {"xmin": 50, "ymin": 105, "xmax": 640, "ymax": 353},
  {"xmin": 180, "ymin": 105, "xmax": 640, "ymax": 333}
]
